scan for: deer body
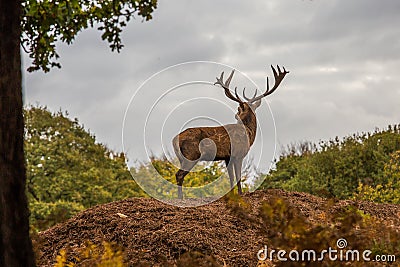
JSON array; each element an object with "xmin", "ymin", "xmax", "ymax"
[
  {"xmin": 173, "ymin": 116, "xmax": 256, "ymax": 161},
  {"xmin": 173, "ymin": 65, "xmax": 288, "ymax": 199}
]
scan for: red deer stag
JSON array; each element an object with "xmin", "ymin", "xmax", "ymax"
[{"xmin": 173, "ymin": 65, "xmax": 289, "ymax": 199}]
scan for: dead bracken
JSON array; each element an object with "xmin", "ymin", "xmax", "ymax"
[{"xmin": 34, "ymin": 189, "xmax": 400, "ymax": 267}]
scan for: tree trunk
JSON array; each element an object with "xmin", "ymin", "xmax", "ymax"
[{"xmin": 0, "ymin": 0, "xmax": 36, "ymax": 266}]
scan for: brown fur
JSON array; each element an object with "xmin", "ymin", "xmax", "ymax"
[
  {"xmin": 172, "ymin": 103, "xmax": 257, "ymax": 199},
  {"xmin": 173, "ymin": 66, "xmax": 288, "ymax": 199}
]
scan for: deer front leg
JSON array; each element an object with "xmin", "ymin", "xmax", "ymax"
[
  {"xmin": 233, "ymin": 158, "xmax": 243, "ymax": 195},
  {"xmin": 175, "ymin": 160, "xmax": 198, "ymax": 199},
  {"xmin": 225, "ymin": 159, "xmax": 235, "ymax": 189}
]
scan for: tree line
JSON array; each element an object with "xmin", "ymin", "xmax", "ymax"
[
  {"xmin": 26, "ymin": 106, "xmax": 400, "ymax": 232},
  {"xmin": 259, "ymin": 125, "xmax": 400, "ymax": 203}
]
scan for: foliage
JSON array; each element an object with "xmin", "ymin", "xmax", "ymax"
[
  {"xmin": 259, "ymin": 125, "xmax": 400, "ymax": 201},
  {"xmin": 354, "ymin": 150, "xmax": 400, "ymax": 203},
  {"xmin": 131, "ymin": 156, "xmax": 232, "ymax": 199},
  {"xmin": 29, "ymin": 200, "xmax": 85, "ymax": 231},
  {"xmin": 226, "ymin": 195, "xmax": 400, "ymax": 267},
  {"xmin": 54, "ymin": 241, "xmax": 125, "ymax": 267},
  {"xmin": 54, "ymin": 241, "xmax": 222, "ymax": 267},
  {"xmin": 21, "ymin": 0, "xmax": 158, "ymax": 72},
  {"xmin": 24, "ymin": 106, "xmax": 146, "ymax": 230},
  {"xmin": 259, "ymin": 198, "xmax": 399, "ymax": 266}
]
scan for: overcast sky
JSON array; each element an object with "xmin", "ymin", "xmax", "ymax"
[{"xmin": 23, "ymin": 0, "xmax": 400, "ymax": 173}]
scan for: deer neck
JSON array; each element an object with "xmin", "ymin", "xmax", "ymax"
[{"xmin": 238, "ymin": 111, "xmax": 257, "ymax": 146}]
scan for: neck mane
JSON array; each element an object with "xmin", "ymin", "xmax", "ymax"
[{"xmin": 239, "ymin": 110, "xmax": 257, "ymax": 146}]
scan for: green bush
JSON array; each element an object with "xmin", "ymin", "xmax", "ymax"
[
  {"xmin": 354, "ymin": 150, "xmax": 400, "ymax": 203},
  {"xmin": 29, "ymin": 200, "xmax": 85, "ymax": 231},
  {"xmin": 259, "ymin": 125, "xmax": 400, "ymax": 200},
  {"xmin": 24, "ymin": 106, "xmax": 146, "ymax": 230}
]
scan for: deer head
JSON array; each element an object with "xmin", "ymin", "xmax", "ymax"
[{"xmin": 214, "ymin": 65, "xmax": 289, "ymax": 120}]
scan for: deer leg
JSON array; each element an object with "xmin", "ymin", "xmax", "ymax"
[
  {"xmin": 225, "ymin": 159, "xmax": 235, "ymax": 189},
  {"xmin": 175, "ymin": 160, "xmax": 198, "ymax": 199},
  {"xmin": 233, "ymin": 158, "xmax": 243, "ymax": 195},
  {"xmin": 176, "ymin": 169, "xmax": 188, "ymax": 200}
]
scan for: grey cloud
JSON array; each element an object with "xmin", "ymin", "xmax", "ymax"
[{"xmin": 24, "ymin": 0, "xmax": 400, "ymax": 172}]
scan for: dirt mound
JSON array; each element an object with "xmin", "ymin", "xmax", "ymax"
[{"xmin": 35, "ymin": 190, "xmax": 400, "ymax": 267}]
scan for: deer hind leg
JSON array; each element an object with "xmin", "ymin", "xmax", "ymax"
[
  {"xmin": 225, "ymin": 159, "xmax": 235, "ymax": 189},
  {"xmin": 175, "ymin": 159, "xmax": 198, "ymax": 199},
  {"xmin": 233, "ymin": 158, "xmax": 243, "ymax": 195}
]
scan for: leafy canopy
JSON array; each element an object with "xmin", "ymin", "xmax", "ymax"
[
  {"xmin": 24, "ymin": 106, "xmax": 146, "ymax": 230},
  {"xmin": 259, "ymin": 125, "xmax": 400, "ymax": 202},
  {"xmin": 21, "ymin": 0, "xmax": 157, "ymax": 72}
]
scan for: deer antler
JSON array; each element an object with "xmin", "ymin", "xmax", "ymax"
[
  {"xmin": 242, "ymin": 87, "xmax": 257, "ymax": 101},
  {"xmin": 214, "ymin": 70, "xmax": 244, "ymax": 104},
  {"xmin": 248, "ymin": 65, "xmax": 289, "ymax": 103}
]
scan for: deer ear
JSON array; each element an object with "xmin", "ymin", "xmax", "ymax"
[{"xmin": 239, "ymin": 103, "xmax": 245, "ymax": 109}]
